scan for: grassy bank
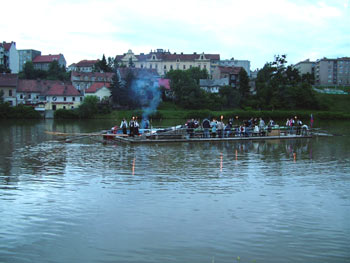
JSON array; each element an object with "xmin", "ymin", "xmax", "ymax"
[{"xmin": 94, "ymin": 100, "xmax": 350, "ymax": 122}]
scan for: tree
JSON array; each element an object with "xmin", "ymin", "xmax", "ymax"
[
  {"xmin": 219, "ymin": 85, "xmax": 241, "ymax": 109},
  {"xmin": 254, "ymin": 54, "xmax": 319, "ymax": 110},
  {"xmin": 238, "ymin": 68, "xmax": 250, "ymax": 104},
  {"xmin": 0, "ymin": 64, "xmax": 10, "ymax": 73},
  {"xmin": 94, "ymin": 54, "xmax": 112, "ymax": 72},
  {"xmin": 0, "ymin": 90, "xmax": 4, "ymax": 103},
  {"xmin": 77, "ymin": 95, "xmax": 99, "ymax": 118}
]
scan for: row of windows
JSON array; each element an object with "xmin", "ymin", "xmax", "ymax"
[{"xmin": 140, "ymin": 63, "xmax": 207, "ymax": 70}]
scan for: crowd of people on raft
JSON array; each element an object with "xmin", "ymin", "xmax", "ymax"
[
  {"xmin": 111, "ymin": 115, "xmax": 308, "ymax": 138},
  {"xmin": 185, "ymin": 115, "xmax": 308, "ymax": 138}
]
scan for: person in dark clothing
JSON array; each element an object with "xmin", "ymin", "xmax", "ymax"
[
  {"xmin": 202, "ymin": 118, "xmax": 211, "ymax": 138},
  {"xmin": 129, "ymin": 116, "xmax": 135, "ymax": 137}
]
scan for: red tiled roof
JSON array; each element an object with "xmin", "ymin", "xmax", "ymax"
[
  {"xmin": 46, "ymin": 83, "xmax": 81, "ymax": 96},
  {"xmin": 1, "ymin": 42, "xmax": 15, "ymax": 51},
  {"xmin": 118, "ymin": 68, "xmax": 159, "ymax": 79},
  {"xmin": 17, "ymin": 79, "xmax": 78, "ymax": 96},
  {"xmin": 85, "ymin": 82, "xmax": 110, "ymax": 93},
  {"xmin": 71, "ymin": 71, "xmax": 114, "ymax": 79},
  {"xmin": 158, "ymin": 79, "xmax": 170, "ymax": 90},
  {"xmin": 76, "ymin": 60, "xmax": 99, "ymax": 67},
  {"xmin": 33, "ymin": 54, "xmax": 63, "ymax": 63},
  {"xmin": 0, "ymin": 73, "xmax": 18, "ymax": 87},
  {"xmin": 218, "ymin": 66, "xmax": 242, "ymax": 74}
]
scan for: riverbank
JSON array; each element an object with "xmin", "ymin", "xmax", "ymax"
[{"xmin": 94, "ymin": 103, "xmax": 350, "ymax": 122}]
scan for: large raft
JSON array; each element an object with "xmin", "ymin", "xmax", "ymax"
[{"xmin": 103, "ymin": 126, "xmax": 314, "ymax": 144}]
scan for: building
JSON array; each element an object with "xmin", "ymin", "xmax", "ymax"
[
  {"xmin": 18, "ymin": 49, "xmax": 41, "ymax": 71},
  {"xmin": 199, "ymin": 78, "xmax": 229, "ymax": 93},
  {"xmin": 214, "ymin": 58, "xmax": 251, "ymax": 76},
  {"xmin": 315, "ymin": 57, "xmax": 350, "ymax": 86},
  {"xmin": 0, "ymin": 73, "xmax": 18, "ymax": 105},
  {"xmin": 85, "ymin": 82, "xmax": 111, "ymax": 101},
  {"xmin": 45, "ymin": 83, "xmax": 82, "ymax": 110},
  {"xmin": 32, "ymin": 54, "xmax": 66, "ymax": 71},
  {"xmin": 0, "ymin": 41, "xmax": 19, "ymax": 73},
  {"xmin": 71, "ymin": 71, "xmax": 114, "ymax": 93},
  {"xmin": 293, "ymin": 59, "xmax": 315, "ymax": 76},
  {"xmin": 212, "ymin": 66, "xmax": 242, "ymax": 88},
  {"xmin": 115, "ymin": 49, "xmax": 220, "ymax": 76},
  {"xmin": 17, "ymin": 79, "xmax": 83, "ymax": 111},
  {"xmin": 69, "ymin": 59, "xmax": 99, "ymax": 72}
]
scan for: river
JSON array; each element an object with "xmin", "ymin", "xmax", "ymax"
[{"xmin": 0, "ymin": 119, "xmax": 349, "ymax": 263}]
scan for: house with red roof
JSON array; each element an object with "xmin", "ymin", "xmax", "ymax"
[
  {"xmin": 16, "ymin": 79, "xmax": 83, "ymax": 111},
  {"xmin": 115, "ymin": 49, "xmax": 220, "ymax": 77},
  {"xmin": 71, "ymin": 71, "xmax": 114, "ymax": 93},
  {"xmin": 0, "ymin": 41, "xmax": 19, "ymax": 73},
  {"xmin": 0, "ymin": 73, "xmax": 18, "ymax": 105},
  {"xmin": 85, "ymin": 82, "xmax": 111, "ymax": 101},
  {"xmin": 32, "ymin": 54, "xmax": 66, "ymax": 71},
  {"xmin": 212, "ymin": 66, "xmax": 242, "ymax": 88},
  {"xmin": 45, "ymin": 82, "xmax": 82, "ymax": 111}
]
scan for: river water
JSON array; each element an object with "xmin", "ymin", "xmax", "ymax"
[{"xmin": 0, "ymin": 119, "xmax": 349, "ymax": 263}]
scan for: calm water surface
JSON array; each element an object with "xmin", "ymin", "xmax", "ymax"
[{"xmin": 0, "ymin": 119, "xmax": 349, "ymax": 263}]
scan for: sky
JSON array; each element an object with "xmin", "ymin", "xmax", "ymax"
[{"xmin": 2, "ymin": 0, "xmax": 349, "ymax": 70}]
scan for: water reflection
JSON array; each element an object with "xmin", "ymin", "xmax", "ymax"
[{"xmin": 0, "ymin": 120, "xmax": 350, "ymax": 263}]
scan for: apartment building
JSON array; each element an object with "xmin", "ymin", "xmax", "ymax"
[
  {"xmin": 116, "ymin": 49, "xmax": 220, "ymax": 76},
  {"xmin": 315, "ymin": 57, "xmax": 350, "ymax": 86}
]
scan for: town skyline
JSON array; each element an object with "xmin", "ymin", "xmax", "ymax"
[{"xmin": 2, "ymin": 0, "xmax": 349, "ymax": 70}]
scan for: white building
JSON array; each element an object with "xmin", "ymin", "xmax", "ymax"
[{"xmin": 0, "ymin": 41, "xmax": 19, "ymax": 73}]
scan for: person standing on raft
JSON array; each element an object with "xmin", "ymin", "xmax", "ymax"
[{"xmin": 120, "ymin": 118, "xmax": 128, "ymax": 135}]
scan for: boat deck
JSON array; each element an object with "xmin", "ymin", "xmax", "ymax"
[{"xmin": 108, "ymin": 133, "xmax": 313, "ymax": 144}]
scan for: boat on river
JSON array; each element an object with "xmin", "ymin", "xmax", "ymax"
[{"xmin": 102, "ymin": 125, "xmax": 315, "ymax": 144}]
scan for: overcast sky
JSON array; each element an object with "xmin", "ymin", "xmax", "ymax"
[{"xmin": 2, "ymin": 0, "xmax": 349, "ymax": 70}]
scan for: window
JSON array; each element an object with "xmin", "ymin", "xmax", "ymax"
[
  {"xmin": 64, "ymin": 97, "xmax": 66, "ymax": 102},
  {"xmin": 73, "ymin": 97, "xmax": 75, "ymax": 101},
  {"xmin": 63, "ymin": 106, "xmax": 66, "ymax": 109},
  {"xmin": 155, "ymin": 64, "xmax": 158, "ymax": 69},
  {"xmin": 36, "ymin": 95, "xmax": 39, "ymax": 99},
  {"xmin": 190, "ymin": 65, "xmax": 192, "ymax": 68},
  {"xmin": 20, "ymin": 94, "xmax": 23, "ymax": 99},
  {"xmin": 80, "ymin": 97, "xmax": 83, "ymax": 101},
  {"xmin": 170, "ymin": 65, "xmax": 173, "ymax": 70},
  {"xmin": 150, "ymin": 64, "xmax": 152, "ymax": 69},
  {"xmin": 152, "ymin": 55, "xmax": 156, "ymax": 60},
  {"xmin": 183, "ymin": 65, "xmax": 186, "ymax": 69},
  {"xmin": 164, "ymin": 65, "xmax": 167, "ymax": 69},
  {"xmin": 141, "ymin": 64, "xmax": 144, "ymax": 68},
  {"xmin": 204, "ymin": 64, "xmax": 207, "ymax": 69},
  {"xmin": 176, "ymin": 59, "xmax": 180, "ymax": 62},
  {"xmin": 28, "ymin": 94, "xmax": 31, "ymax": 99},
  {"xmin": 71, "ymin": 106, "xmax": 74, "ymax": 109},
  {"xmin": 9, "ymin": 90, "xmax": 12, "ymax": 96},
  {"xmin": 176, "ymin": 64, "xmax": 179, "ymax": 69}
]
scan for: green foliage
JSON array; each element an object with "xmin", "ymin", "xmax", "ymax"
[
  {"xmin": 77, "ymin": 95, "xmax": 99, "ymax": 118},
  {"xmin": 255, "ymin": 54, "xmax": 320, "ymax": 110},
  {"xmin": 166, "ymin": 69, "xmax": 210, "ymax": 109},
  {"xmin": 19, "ymin": 61, "xmax": 70, "ymax": 81},
  {"xmin": 219, "ymin": 85, "xmax": 241, "ymax": 109},
  {"xmin": 0, "ymin": 103, "xmax": 41, "ymax": 119},
  {"xmin": 94, "ymin": 54, "xmax": 113, "ymax": 72},
  {"xmin": 0, "ymin": 90, "xmax": 4, "ymax": 104},
  {"xmin": 0, "ymin": 64, "xmax": 11, "ymax": 73},
  {"xmin": 238, "ymin": 68, "xmax": 250, "ymax": 104}
]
